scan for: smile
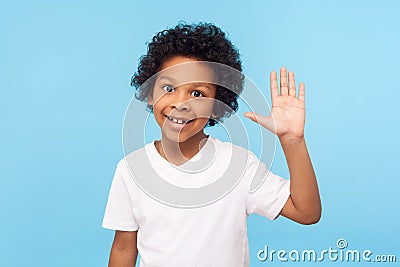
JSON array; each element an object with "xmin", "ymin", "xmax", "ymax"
[{"xmin": 165, "ymin": 115, "xmax": 194, "ymax": 125}]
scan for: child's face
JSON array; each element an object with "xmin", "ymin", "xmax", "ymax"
[{"xmin": 148, "ymin": 56, "xmax": 217, "ymax": 143}]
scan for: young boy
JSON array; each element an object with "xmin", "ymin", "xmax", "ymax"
[{"xmin": 102, "ymin": 22, "xmax": 321, "ymax": 267}]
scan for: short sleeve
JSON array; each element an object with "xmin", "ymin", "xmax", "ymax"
[
  {"xmin": 246, "ymin": 153, "xmax": 290, "ymax": 220},
  {"xmin": 102, "ymin": 160, "xmax": 139, "ymax": 231}
]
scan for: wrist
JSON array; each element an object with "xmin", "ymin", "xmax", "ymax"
[{"xmin": 278, "ymin": 135, "xmax": 305, "ymax": 146}]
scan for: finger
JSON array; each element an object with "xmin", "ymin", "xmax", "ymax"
[
  {"xmin": 288, "ymin": 72, "xmax": 296, "ymax": 97},
  {"xmin": 280, "ymin": 67, "xmax": 288, "ymax": 96},
  {"xmin": 244, "ymin": 112, "xmax": 275, "ymax": 133},
  {"xmin": 270, "ymin": 71, "xmax": 279, "ymax": 103},
  {"xmin": 244, "ymin": 112, "xmax": 258, "ymax": 122},
  {"xmin": 298, "ymin": 82, "xmax": 305, "ymax": 102}
]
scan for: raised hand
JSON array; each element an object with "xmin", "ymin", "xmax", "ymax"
[
  {"xmin": 245, "ymin": 67, "xmax": 321, "ymax": 224},
  {"xmin": 244, "ymin": 67, "xmax": 305, "ymax": 142}
]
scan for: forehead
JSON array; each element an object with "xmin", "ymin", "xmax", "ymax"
[{"xmin": 156, "ymin": 56, "xmax": 216, "ymax": 86}]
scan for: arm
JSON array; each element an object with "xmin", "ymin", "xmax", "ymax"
[
  {"xmin": 278, "ymin": 136, "xmax": 321, "ymax": 224},
  {"xmin": 245, "ymin": 67, "xmax": 321, "ymax": 225},
  {"xmin": 108, "ymin": 230, "xmax": 138, "ymax": 267}
]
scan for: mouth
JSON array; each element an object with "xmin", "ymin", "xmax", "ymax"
[{"xmin": 165, "ymin": 115, "xmax": 195, "ymax": 125}]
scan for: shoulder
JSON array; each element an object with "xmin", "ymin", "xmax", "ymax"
[
  {"xmin": 115, "ymin": 144, "xmax": 150, "ymax": 175},
  {"xmin": 211, "ymin": 137, "xmax": 273, "ymax": 193},
  {"xmin": 123, "ymin": 145, "xmax": 148, "ymax": 162}
]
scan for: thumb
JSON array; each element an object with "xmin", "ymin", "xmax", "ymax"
[{"xmin": 244, "ymin": 112, "xmax": 275, "ymax": 133}]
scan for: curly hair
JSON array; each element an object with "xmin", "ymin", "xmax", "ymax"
[{"xmin": 131, "ymin": 22, "xmax": 244, "ymax": 126}]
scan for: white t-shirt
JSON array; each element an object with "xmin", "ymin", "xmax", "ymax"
[{"xmin": 102, "ymin": 137, "xmax": 290, "ymax": 267}]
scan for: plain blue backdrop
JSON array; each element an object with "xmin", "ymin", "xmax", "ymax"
[{"xmin": 1, "ymin": 0, "xmax": 399, "ymax": 266}]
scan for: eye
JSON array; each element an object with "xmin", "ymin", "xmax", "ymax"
[
  {"xmin": 191, "ymin": 90, "xmax": 204, "ymax": 97},
  {"xmin": 162, "ymin": 84, "xmax": 175, "ymax": 93}
]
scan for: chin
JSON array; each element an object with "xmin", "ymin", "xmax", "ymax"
[{"xmin": 163, "ymin": 131, "xmax": 197, "ymax": 143}]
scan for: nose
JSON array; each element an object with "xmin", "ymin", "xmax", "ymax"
[{"xmin": 170, "ymin": 91, "xmax": 191, "ymax": 111}]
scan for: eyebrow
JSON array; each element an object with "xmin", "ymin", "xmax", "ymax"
[
  {"xmin": 157, "ymin": 76, "xmax": 214, "ymax": 91},
  {"xmin": 158, "ymin": 76, "xmax": 177, "ymax": 83}
]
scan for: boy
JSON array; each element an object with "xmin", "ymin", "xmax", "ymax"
[{"xmin": 102, "ymin": 22, "xmax": 321, "ymax": 267}]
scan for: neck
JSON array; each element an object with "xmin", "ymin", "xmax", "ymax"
[{"xmin": 156, "ymin": 131, "xmax": 209, "ymax": 165}]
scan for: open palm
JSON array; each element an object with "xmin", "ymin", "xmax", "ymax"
[{"xmin": 245, "ymin": 67, "xmax": 305, "ymax": 140}]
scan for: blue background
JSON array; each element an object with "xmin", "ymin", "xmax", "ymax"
[{"xmin": 1, "ymin": 0, "xmax": 398, "ymax": 266}]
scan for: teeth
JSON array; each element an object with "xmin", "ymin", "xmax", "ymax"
[{"xmin": 168, "ymin": 116, "xmax": 188, "ymax": 124}]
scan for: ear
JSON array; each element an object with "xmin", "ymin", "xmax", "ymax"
[{"xmin": 147, "ymin": 94, "xmax": 153, "ymax": 106}]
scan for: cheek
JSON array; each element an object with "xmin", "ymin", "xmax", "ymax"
[
  {"xmin": 152, "ymin": 95, "xmax": 168, "ymax": 112},
  {"xmin": 151, "ymin": 98, "xmax": 166, "ymax": 119},
  {"xmin": 191, "ymin": 99, "xmax": 215, "ymax": 118},
  {"xmin": 151, "ymin": 86, "xmax": 167, "ymax": 105}
]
